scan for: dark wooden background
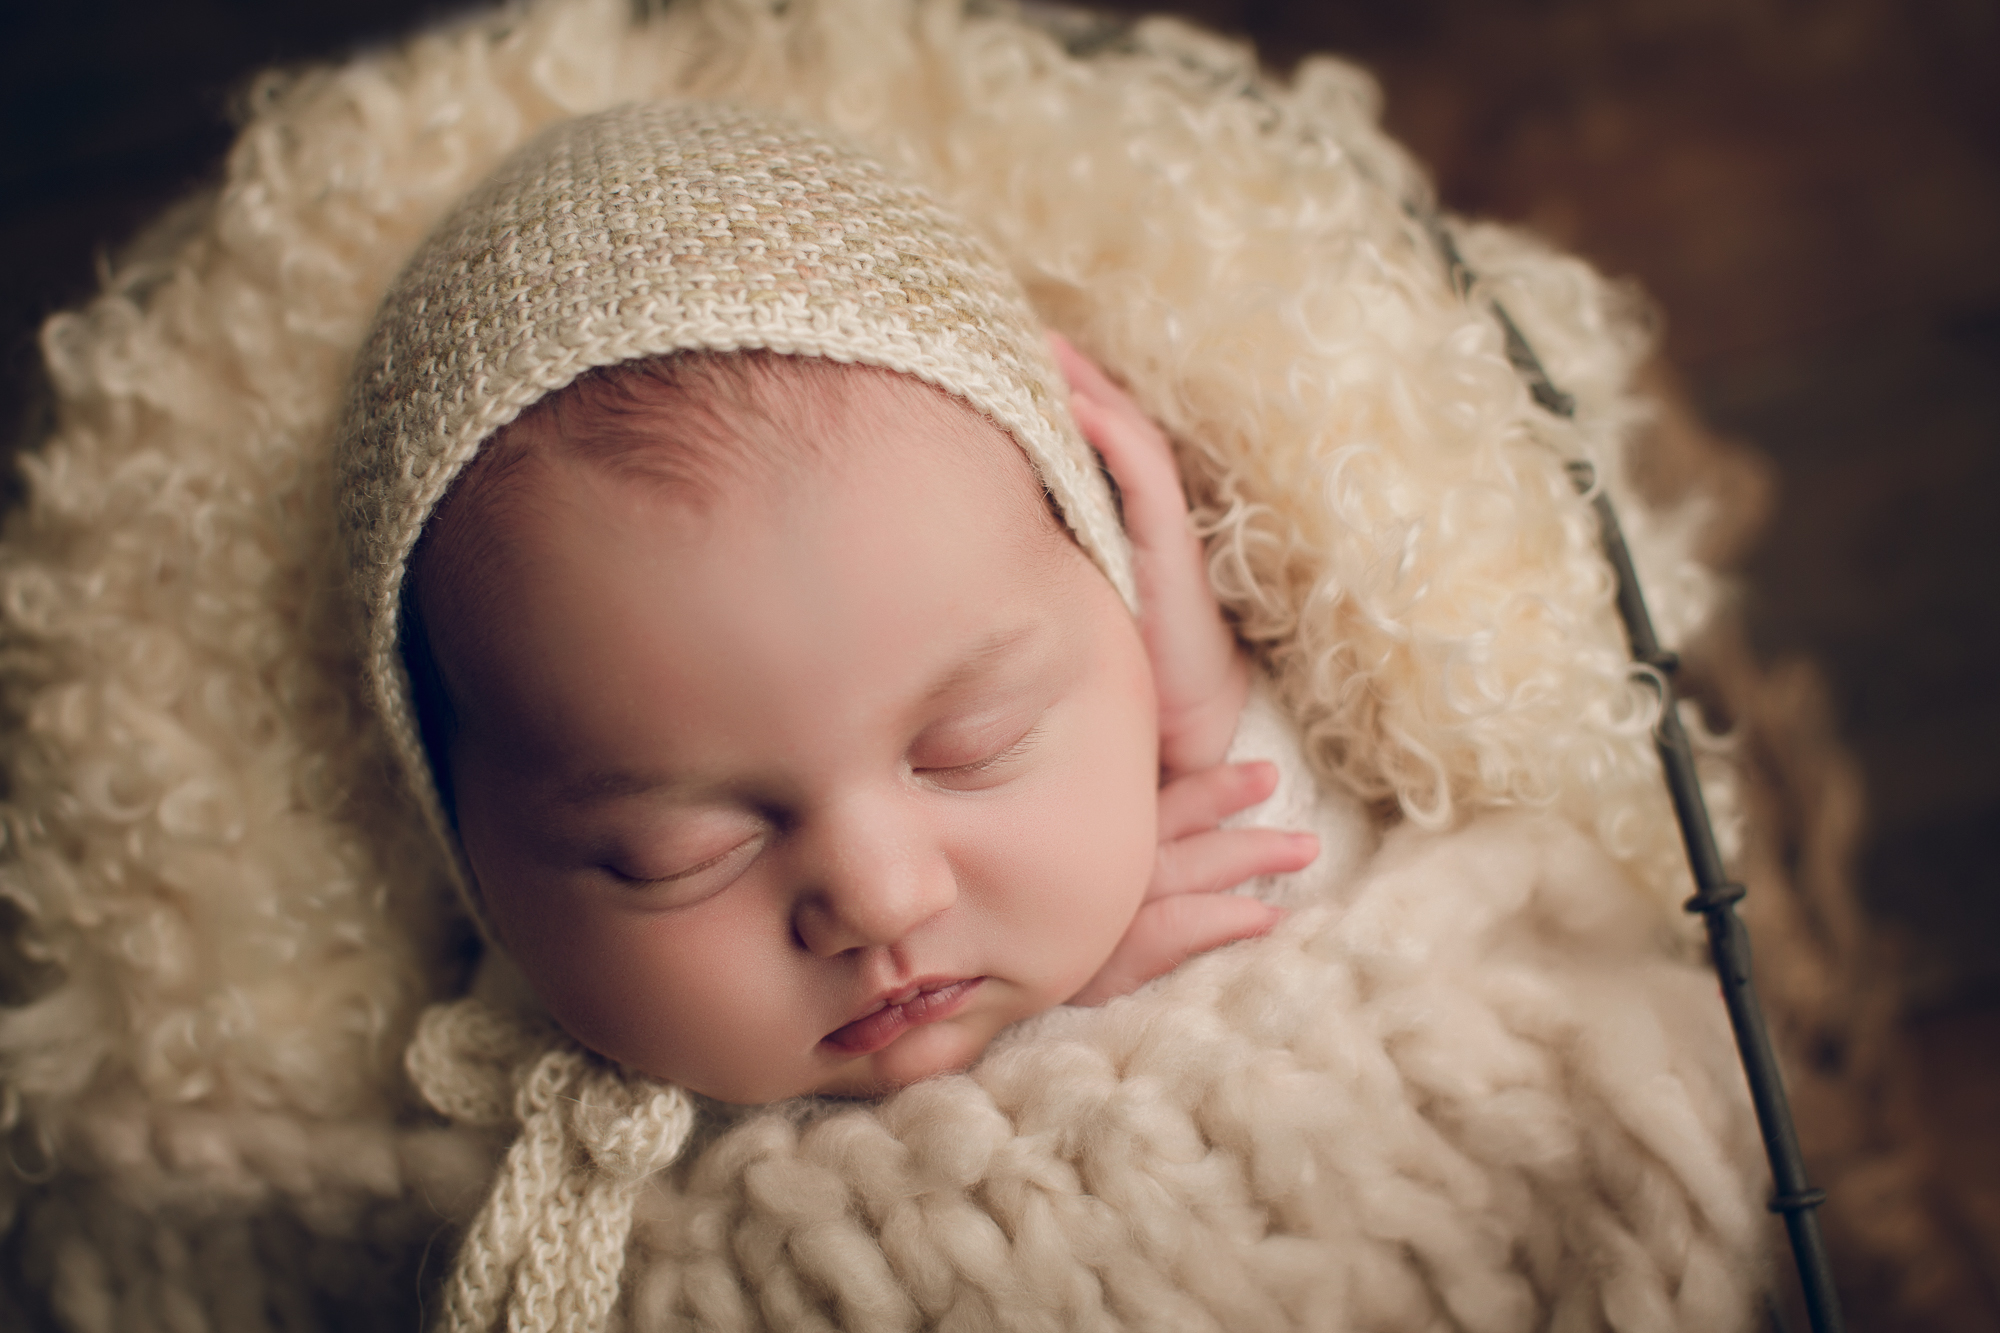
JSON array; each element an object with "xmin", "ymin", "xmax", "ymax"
[{"xmin": 3, "ymin": 0, "xmax": 1995, "ymax": 1324}]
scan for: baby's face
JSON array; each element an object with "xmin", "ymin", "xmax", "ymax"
[{"xmin": 419, "ymin": 368, "xmax": 1159, "ymax": 1103}]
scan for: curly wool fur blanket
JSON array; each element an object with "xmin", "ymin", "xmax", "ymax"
[{"xmin": 0, "ymin": 0, "xmax": 1764, "ymax": 1328}]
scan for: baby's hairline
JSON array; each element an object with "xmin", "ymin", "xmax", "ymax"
[{"xmin": 456, "ymin": 349, "xmax": 1071, "ymax": 531}]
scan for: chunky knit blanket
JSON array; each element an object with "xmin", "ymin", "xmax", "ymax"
[{"xmin": 0, "ymin": 1, "xmax": 1764, "ymax": 1328}]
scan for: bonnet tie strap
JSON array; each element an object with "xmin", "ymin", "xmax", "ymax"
[{"xmin": 408, "ymin": 999, "xmax": 696, "ymax": 1333}]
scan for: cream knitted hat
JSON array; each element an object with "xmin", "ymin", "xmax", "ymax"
[{"xmin": 337, "ymin": 100, "xmax": 1134, "ymax": 915}]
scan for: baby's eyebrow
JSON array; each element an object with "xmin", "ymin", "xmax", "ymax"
[
  {"xmin": 918, "ymin": 624, "xmax": 1040, "ymax": 705},
  {"xmin": 552, "ymin": 768, "xmax": 691, "ymax": 806}
]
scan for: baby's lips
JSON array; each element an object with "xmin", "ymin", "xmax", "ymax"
[{"xmin": 821, "ymin": 977, "xmax": 983, "ymax": 1057}]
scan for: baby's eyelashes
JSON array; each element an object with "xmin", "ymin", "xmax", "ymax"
[
  {"xmin": 600, "ymin": 824, "xmax": 770, "ymax": 907},
  {"xmin": 912, "ymin": 724, "xmax": 1045, "ymax": 790}
]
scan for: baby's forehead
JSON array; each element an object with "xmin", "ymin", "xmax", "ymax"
[{"xmin": 421, "ymin": 355, "xmax": 1074, "ymax": 615}]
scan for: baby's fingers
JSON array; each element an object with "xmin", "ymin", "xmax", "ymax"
[
  {"xmin": 1050, "ymin": 332, "xmax": 1246, "ymax": 775},
  {"xmin": 1151, "ymin": 825, "xmax": 1319, "ymax": 902},
  {"xmin": 1158, "ymin": 761, "xmax": 1279, "ymax": 842},
  {"xmin": 1048, "ymin": 333, "xmax": 1192, "ymax": 547},
  {"xmin": 1067, "ymin": 893, "xmax": 1282, "ymax": 1007}
]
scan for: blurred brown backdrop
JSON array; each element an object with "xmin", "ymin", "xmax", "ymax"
[{"xmin": 3, "ymin": 0, "xmax": 1995, "ymax": 1327}]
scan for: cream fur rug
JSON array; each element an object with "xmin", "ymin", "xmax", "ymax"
[{"xmin": 0, "ymin": 1, "xmax": 1764, "ymax": 1327}]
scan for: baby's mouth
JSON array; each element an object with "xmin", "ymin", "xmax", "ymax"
[{"xmin": 822, "ymin": 978, "xmax": 983, "ymax": 1056}]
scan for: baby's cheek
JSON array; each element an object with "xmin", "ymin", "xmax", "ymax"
[
  {"xmin": 1015, "ymin": 553, "xmax": 1161, "ymax": 993},
  {"xmin": 1048, "ymin": 742, "xmax": 1160, "ymax": 993}
]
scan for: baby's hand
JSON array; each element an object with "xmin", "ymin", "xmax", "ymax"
[
  {"xmin": 1051, "ymin": 334, "xmax": 1245, "ymax": 779},
  {"xmin": 1066, "ymin": 759, "xmax": 1316, "ymax": 1006},
  {"xmin": 1051, "ymin": 334, "xmax": 1318, "ymax": 1006}
]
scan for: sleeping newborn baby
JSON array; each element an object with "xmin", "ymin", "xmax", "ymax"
[
  {"xmin": 402, "ymin": 342, "xmax": 1324, "ymax": 1103},
  {"xmin": 345, "ymin": 101, "xmax": 1361, "ymax": 1106}
]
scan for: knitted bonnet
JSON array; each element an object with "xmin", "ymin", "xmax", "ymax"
[{"xmin": 338, "ymin": 99, "xmax": 1135, "ymax": 920}]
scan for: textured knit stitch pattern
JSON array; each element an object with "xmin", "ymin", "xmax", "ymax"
[
  {"xmin": 340, "ymin": 100, "xmax": 1133, "ymax": 924},
  {"xmin": 0, "ymin": 0, "xmax": 1764, "ymax": 1328},
  {"xmin": 408, "ymin": 1005, "xmax": 694, "ymax": 1333}
]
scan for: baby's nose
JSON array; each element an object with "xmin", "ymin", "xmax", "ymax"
[{"xmin": 789, "ymin": 802, "xmax": 956, "ymax": 957}]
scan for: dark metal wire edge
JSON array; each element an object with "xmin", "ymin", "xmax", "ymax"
[{"xmin": 1417, "ymin": 207, "xmax": 1846, "ymax": 1333}]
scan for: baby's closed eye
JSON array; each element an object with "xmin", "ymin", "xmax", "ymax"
[
  {"xmin": 912, "ymin": 723, "xmax": 1045, "ymax": 789},
  {"xmin": 600, "ymin": 813, "xmax": 770, "ymax": 906}
]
